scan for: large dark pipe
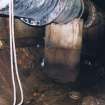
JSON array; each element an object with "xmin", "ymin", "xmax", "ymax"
[{"xmin": 0, "ymin": 0, "xmax": 82, "ymax": 26}]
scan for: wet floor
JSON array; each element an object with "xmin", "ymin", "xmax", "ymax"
[{"xmin": 0, "ymin": 47, "xmax": 105, "ymax": 105}]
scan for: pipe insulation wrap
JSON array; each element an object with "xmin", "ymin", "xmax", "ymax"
[{"xmin": 0, "ymin": 0, "xmax": 82, "ymax": 26}]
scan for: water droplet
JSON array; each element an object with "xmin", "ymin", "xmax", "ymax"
[
  {"xmin": 41, "ymin": 58, "xmax": 45, "ymax": 67},
  {"xmin": 36, "ymin": 44, "xmax": 40, "ymax": 48}
]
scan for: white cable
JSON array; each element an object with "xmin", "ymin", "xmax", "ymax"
[
  {"xmin": 11, "ymin": 0, "xmax": 24, "ymax": 104},
  {"xmin": 9, "ymin": 0, "xmax": 24, "ymax": 105},
  {"xmin": 9, "ymin": 0, "xmax": 17, "ymax": 105}
]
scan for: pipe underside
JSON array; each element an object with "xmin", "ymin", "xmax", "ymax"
[{"xmin": 0, "ymin": 0, "xmax": 82, "ymax": 26}]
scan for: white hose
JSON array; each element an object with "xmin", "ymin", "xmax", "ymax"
[{"xmin": 9, "ymin": 0, "xmax": 24, "ymax": 105}]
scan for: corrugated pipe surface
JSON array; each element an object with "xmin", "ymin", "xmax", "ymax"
[{"xmin": 0, "ymin": 0, "xmax": 82, "ymax": 26}]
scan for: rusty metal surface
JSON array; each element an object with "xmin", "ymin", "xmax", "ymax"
[
  {"xmin": 0, "ymin": 48, "xmax": 105, "ymax": 105},
  {"xmin": 0, "ymin": 17, "xmax": 45, "ymax": 39},
  {"xmin": 0, "ymin": 17, "xmax": 45, "ymax": 48},
  {"xmin": 44, "ymin": 20, "xmax": 83, "ymax": 83}
]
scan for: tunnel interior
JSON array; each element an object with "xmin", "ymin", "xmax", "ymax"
[{"xmin": 0, "ymin": 0, "xmax": 105, "ymax": 105}]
